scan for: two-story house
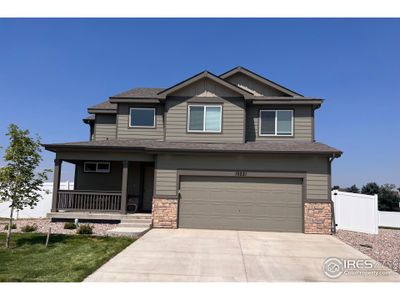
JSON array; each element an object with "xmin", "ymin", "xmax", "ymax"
[{"xmin": 44, "ymin": 66, "xmax": 342, "ymax": 234}]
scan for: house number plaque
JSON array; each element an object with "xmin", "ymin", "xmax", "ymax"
[{"xmin": 235, "ymin": 171, "xmax": 247, "ymax": 177}]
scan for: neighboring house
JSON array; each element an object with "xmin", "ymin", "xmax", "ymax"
[{"xmin": 44, "ymin": 66, "xmax": 342, "ymax": 234}]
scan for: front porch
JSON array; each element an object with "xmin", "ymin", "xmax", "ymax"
[
  {"xmin": 47, "ymin": 211, "xmax": 152, "ymax": 222},
  {"xmin": 50, "ymin": 152, "xmax": 156, "ymax": 220}
]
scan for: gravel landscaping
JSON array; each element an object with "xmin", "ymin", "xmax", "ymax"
[
  {"xmin": 0, "ymin": 218, "xmax": 117, "ymax": 236},
  {"xmin": 336, "ymin": 228, "xmax": 400, "ymax": 273}
]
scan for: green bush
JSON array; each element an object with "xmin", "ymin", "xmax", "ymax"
[
  {"xmin": 77, "ymin": 224, "xmax": 93, "ymax": 235},
  {"xmin": 64, "ymin": 222, "xmax": 77, "ymax": 230},
  {"xmin": 4, "ymin": 223, "xmax": 17, "ymax": 230},
  {"xmin": 21, "ymin": 224, "xmax": 38, "ymax": 232}
]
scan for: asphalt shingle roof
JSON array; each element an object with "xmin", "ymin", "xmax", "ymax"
[
  {"xmin": 88, "ymin": 100, "xmax": 117, "ymax": 111},
  {"xmin": 110, "ymin": 88, "xmax": 164, "ymax": 98},
  {"xmin": 43, "ymin": 139, "xmax": 342, "ymax": 156},
  {"xmin": 83, "ymin": 114, "xmax": 95, "ymax": 121}
]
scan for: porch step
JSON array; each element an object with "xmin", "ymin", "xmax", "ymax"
[
  {"xmin": 118, "ymin": 223, "xmax": 152, "ymax": 228},
  {"xmin": 47, "ymin": 212, "xmax": 125, "ymax": 221},
  {"xmin": 122, "ymin": 213, "xmax": 152, "ymax": 220},
  {"xmin": 120, "ymin": 218, "xmax": 152, "ymax": 224},
  {"xmin": 118, "ymin": 219, "xmax": 151, "ymax": 227},
  {"xmin": 107, "ymin": 213, "xmax": 152, "ymax": 237},
  {"xmin": 106, "ymin": 226, "xmax": 151, "ymax": 238}
]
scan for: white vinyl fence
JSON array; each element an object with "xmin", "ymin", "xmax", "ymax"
[
  {"xmin": 0, "ymin": 181, "xmax": 74, "ymax": 219},
  {"xmin": 378, "ymin": 211, "xmax": 400, "ymax": 228},
  {"xmin": 332, "ymin": 190, "xmax": 379, "ymax": 234}
]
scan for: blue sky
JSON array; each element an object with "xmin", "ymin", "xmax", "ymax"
[{"xmin": 0, "ymin": 18, "xmax": 399, "ymax": 187}]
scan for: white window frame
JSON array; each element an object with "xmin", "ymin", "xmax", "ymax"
[
  {"xmin": 187, "ymin": 104, "xmax": 222, "ymax": 133},
  {"xmin": 83, "ymin": 162, "xmax": 111, "ymax": 173},
  {"xmin": 129, "ymin": 107, "xmax": 156, "ymax": 128},
  {"xmin": 259, "ymin": 109, "xmax": 294, "ymax": 137}
]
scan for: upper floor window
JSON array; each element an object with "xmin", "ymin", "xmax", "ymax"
[
  {"xmin": 259, "ymin": 110, "xmax": 293, "ymax": 136},
  {"xmin": 84, "ymin": 162, "xmax": 111, "ymax": 173},
  {"xmin": 129, "ymin": 108, "xmax": 155, "ymax": 128},
  {"xmin": 188, "ymin": 105, "xmax": 222, "ymax": 133}
]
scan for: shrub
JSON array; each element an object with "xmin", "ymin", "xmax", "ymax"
[
  {"xmin": 21, "ymin": 224, "xmax": 38, "ymax": 232},
  {"xmin": 77, "ymin": 224, "xmax": 93, "ymax": 235},
  {"xmin": 4, "ymin": 223, "xmax": 17, "ymax": 230},
  {"xmin": 64, "ymin": 222, "xmax": 77, "ymax": 230}
]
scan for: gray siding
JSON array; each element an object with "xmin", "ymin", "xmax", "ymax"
[
  {"xmin": 246, "ymin": 105, "xmax": 313, "ymax": 142},
  {"xmin": 94, "ymin": 114, "xmax": 116, "ymax": 140},
  {"xmin": 165, "ymin": 96, "xmax": 245, "ymax": 143},
  {"xmin": 75, "ymin": 161, "xmax": 122, "ymax": 191},
  {"xmin": 224, "ymin": 73, "xmax": 287, "ymax": 96},
  {"xmin": 155, "ymin": 154, "xmax": 329, "ymax": 201},
  {"xmin": 117, "ymin": 103, "xmax": 164, "ymax": 140},
  {"xmin": 171, "ymin": 78, "xmax": 242, "ymax": 98},
  {"xmin": 74, "ymin": 161, "xmax": 141, "ymax": 195},
  {"xmin": 307, "ymin": 173, "xmax": 329, "ymax": 200}
]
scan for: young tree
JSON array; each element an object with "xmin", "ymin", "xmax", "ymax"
[
  {"xmin": 361, "ymin": 182, "xmax": 400, "ymax": 211},
  {"xmin": 345, "ymin": 184, "xmax": 360, "ymax": 193},
  {"xmin": 0, "ymin": 124, "xmax": 50, "ymax": 248},
  {"xmin": 378, "ymin": 184, "xmax": 400, "ymax": 211},
  {"xmin": 361, "ymin": 182, "xmax": 380, "ymax": 195}
]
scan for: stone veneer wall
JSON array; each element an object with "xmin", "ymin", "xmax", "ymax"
[
  {"xmin": 152, "ymin": 198, "xmax": 178, "ymax": 229},
  {"xmin": 304, "ymin": 202, "xmax": 332, "ymax": 234}
]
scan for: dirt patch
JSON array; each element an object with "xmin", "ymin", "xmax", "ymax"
[
  {"xmin": 336, "ymin": 229, "xmax": 400, "ymax": 274},
  {"xmin": 0, "ymin": 218, "xmax": 117, "ymax": 236}
]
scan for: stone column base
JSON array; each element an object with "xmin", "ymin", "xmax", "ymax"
[
  {"xmin": 152, "ymin": 198, "xmax": 178, "ymax": 229},
  {"xmin": 304, "ymin": 202, "xmax": 332, "ymax": 234}
]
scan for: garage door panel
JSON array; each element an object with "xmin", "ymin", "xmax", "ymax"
[
  {"xmin": 180, "ymin": 201, "xmax": 301, "ymax": 217},
  {"xmin": 182, "ymin": 190, "xmax": 301, "ymax": 204},
  {"xmin": 179, "ymin": 176, "xmax": 303, "ymax": 232},
  {"xmin": 178, "ymin": 215, "xmax": 302, "ymax": 232}
]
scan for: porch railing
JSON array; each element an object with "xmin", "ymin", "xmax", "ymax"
[{"xmin": 57, "ymin": 190, "xmax": 122, "ymax": 212}]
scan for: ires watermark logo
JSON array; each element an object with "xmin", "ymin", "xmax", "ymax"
[{"xmin": 323, "ymin": 257, "xmax": 395, "ymax": 279}]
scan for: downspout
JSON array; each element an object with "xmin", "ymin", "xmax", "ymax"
[{"xmin": 329, "ymin": 155, "xmax": 337, "ymax": 234}]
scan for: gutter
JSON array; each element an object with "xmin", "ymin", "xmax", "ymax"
[
  {"xmin": 87, "ymin": 109, "xmax": 117, "ymax": 114},
  {"xmin": 108, "ymin": 98, "xmax": 161, "ymax": 104},
  {"xmin": 251, "ymin": 100, "xmax": 323, "ymax": 105}
]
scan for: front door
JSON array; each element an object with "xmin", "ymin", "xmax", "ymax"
[{"xmin": 142, "ymin": 165, "xmax": 154, "ymax": 212}]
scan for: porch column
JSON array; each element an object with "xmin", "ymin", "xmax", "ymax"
[
  {"xmin": 121, "ymin": 160, "xmax": 129, "ymax": 214},
  {"xmin": 51, "ymin": 159, "xmax": 62, "ymax": 212}
]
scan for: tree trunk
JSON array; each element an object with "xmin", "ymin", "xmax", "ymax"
[{"xmin": 5, "ymin": 206, "xmax": 14, "ymax": 248}]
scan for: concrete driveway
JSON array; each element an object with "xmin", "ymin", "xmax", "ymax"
[{"xmin": 85, "ymin": 229, "xmax": 400, "ymax": 282}]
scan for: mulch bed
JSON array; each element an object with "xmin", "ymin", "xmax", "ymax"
[
  {"xmin": 336, "ymin": 228, "xmax": 400, "ymax": 273},
  {"xmin": 0, "ymin": 218, "xmax": 117, "ymax": 236}
]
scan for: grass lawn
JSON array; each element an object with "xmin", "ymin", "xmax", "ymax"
[{"xmin": 0, "ymin": 233, "xmax": 134, "ymax": 282}]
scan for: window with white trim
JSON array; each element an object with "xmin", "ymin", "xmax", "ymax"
[
  {"xmin": 188, "ymin": 105, "xmax": 222, "ymax": 133},
  {"xmin": 129, "ymin": 108, "xmax": 156, "ymax": 128},
  {"xmin": 259, "ymin": 110, "xmax": 293, "ymax": 136},
  {"xmin": 84, "ymin": 162, "xmax": 111, "ymax": 173}
]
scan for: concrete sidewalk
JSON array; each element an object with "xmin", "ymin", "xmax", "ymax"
[{"xmin": 85, "ymin": 229, "xmax": 400, "ymax": 282}]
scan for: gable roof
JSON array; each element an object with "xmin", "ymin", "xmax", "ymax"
[
  {"xmin": 88, "ymin": 67, "xmax": 317, "ymax": 110},
  {"xmin": 110, "ymin": 88, "xmax": 164, "ymax": 99},
  {"xmin": 157, "ymin": 71, "xmax": 254, "ymax": 99},
  {"xmin": 87, "ymin": 100, "xmax": 117, "ymax": 114},
  {"xmin": 219, "ymin": 66, "xmax": 303, "ymax": 97}
]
